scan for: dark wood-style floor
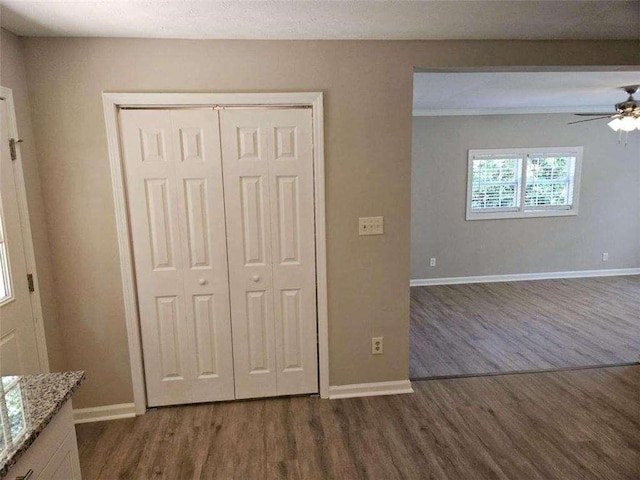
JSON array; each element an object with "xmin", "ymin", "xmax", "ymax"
[
  {"xmin": 76, "ymin": 365, "xmax": 640, "ymax": 479},
  {"xmin": 410, "ymin": 276, "xmax": 640, "ymax": 378}
]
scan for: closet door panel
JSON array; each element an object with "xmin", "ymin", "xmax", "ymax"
[
  {"xmin": 268, "ymin": 110, "xmax": 318, "ymax": 395},
  {"xmin": 170, "ymin": 110, "xmax": 236, "ymax": 401},
  {"xmin": 121, "ymin": 110, "xmax": 188, "ymax": 406},
  {"xmin": 220, "ymin": 115, "xmax": 277, "ymax": 399},
  {"xmin": 120, "ymin": 109, "xmax": 234, "ymax": 406},
  {"xmin": 220, "ymin": 108, "xmax": 317, "ymax": 399}
]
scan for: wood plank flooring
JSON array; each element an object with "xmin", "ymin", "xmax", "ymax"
[
  {"xmin": 410, "ymin": 276, "xmax": 640, "ymax": 378},
  {"xmin": 76, "ymin": 365, "xmax": 640, "ymax": 479}
]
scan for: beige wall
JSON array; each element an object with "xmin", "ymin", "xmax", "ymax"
[
  {"xmin": 0, "ymin": 28, "xmax": 65, "ymax": 372},
  {"xmin": 412, "ymin": 113, "xmax": 640, "ymax": 279},
  {"xmin": 19, "ymin": 37, "xmax": 637, "ymax": 408}
]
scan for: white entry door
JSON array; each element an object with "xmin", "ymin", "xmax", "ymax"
[
  {"xmin": 120, "ymin": 109, "xmax": 235, "ymax": 406},
  {"xmin": 220, "ymin": 108, "xmax": 318, "ymax": 399},
  {"xmin": 0, "ymin": 98, "xmax": 41, "ymax": 375}
]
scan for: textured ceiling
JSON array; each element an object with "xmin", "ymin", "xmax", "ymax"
[
  {"xmin": 413, "ymin": 71, "xmax": 640, "ymax": 114},
  {"xmin": 1, "ymin": 1, "xmax": 639, "ymax": 40}
]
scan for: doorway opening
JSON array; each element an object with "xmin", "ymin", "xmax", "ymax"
[{"xmin": 409, "ymin": 68, "xmax": 640, "ymax": 380}]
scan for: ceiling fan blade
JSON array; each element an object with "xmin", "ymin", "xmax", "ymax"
[
  {"xmin": 573, "ymin": 112, "xmax": 617, "ymax": 116},
  {"xmin": 567, "ymin": 116, "xmax": 612, "ymax": 125}
]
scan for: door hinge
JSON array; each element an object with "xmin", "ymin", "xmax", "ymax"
[
  {"xmin": 27, "ymin": 274, "xmax": 35, "ymax": 292},
  {"xmin": 9, "ymin": 138, "xmax": 22, "ymax": 161}
]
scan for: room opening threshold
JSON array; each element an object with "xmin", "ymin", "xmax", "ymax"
[{"xmin": 410, "ymin": 361, "xmax": 639, "ymax": 382}]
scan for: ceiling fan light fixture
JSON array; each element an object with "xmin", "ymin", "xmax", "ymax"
[
  {"xmin": 608, "ymin": 118, "xmax": 622, "ymax": 131},
  {"xmin": 619, "ymin": 116, "xmax": 637, "ymax": 132},
  {"xmin": 570, "ymin": 86, "xmax": 640, "ymax": 137}
]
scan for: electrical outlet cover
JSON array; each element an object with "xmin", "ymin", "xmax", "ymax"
[{"xmin": 371, "ymin": 336, "xmax": 383, "ymax": 355}]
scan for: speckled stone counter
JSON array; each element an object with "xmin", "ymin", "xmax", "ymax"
[{"xmin": 0, "ymin": 371, "xmax": 84, "ymax": 478}]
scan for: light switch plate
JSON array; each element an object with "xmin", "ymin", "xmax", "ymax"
[{"xmin": 359, "ymin": 216, "xmax": 384, "ymax": 235}]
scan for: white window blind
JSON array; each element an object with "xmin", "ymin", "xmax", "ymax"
[
  {"xmin": 470, "ymin": 155, "xmax": 522, "ymax": 211},
  {"xmin": 525, "ymin": 153, "xmax": 576, "ymax": 209},
  {"xmin": 467, "ymin": 147, "xmax": 582, "ymax": 220}
]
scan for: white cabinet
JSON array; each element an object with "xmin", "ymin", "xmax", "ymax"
[
  {"xmin": 38, "ymin": 430, "xmax": 81, "ymax": 480},
  {"xmin": 6, "ymin": 402, "xmax": 81, "ymax": 480}
]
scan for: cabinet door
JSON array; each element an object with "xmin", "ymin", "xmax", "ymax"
[
  {"xmin": 220, "ymin": 108, "xmax": 318, "ymax": 399},
  {"xmin": 38, "ymin": 429, "xmax": 81, "ymax": 480},
  {"xmin": 120, "ymin": 110, "xmax": 235, "ymax": 406}
]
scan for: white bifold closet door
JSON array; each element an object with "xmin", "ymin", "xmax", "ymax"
[
  {"xmin": 120, "ymin": 109, "xmax": 235, "ymax": 407},
  {"xmin": 219, "ymin": 109, "xmax": 318, "ymax": 399},
  {"xmin": 120, "ymin": 107, "xmax": 318, "ymax": 407}
]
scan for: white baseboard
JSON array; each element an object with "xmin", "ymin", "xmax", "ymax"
[
  {"xmin": 73, "ymin": 403, "xmax": 137, "ymax": 424},
  {"xmin": 410, "ymin": 267, "xmax": 640, "ymax": 287},
  {"xmin": 328, "ymin": 380, "xmax": 413, "ymax": 399}
]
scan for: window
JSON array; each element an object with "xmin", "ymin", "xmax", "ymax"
[
  {"xmin": 0, "ymin": 206, "xmax": 12, "ymax": 303},
  {"xmin": 466, "ymin": 147, "xmax": 582, "ymax": 220},
  {"xmin": 0, "ymin": 377, "xmax": 27, "ymax": 453}
]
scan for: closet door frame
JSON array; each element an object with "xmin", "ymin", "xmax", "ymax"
[{"xmin": 103, "ymin": 92, "xmax": 327, "ymax": 415}]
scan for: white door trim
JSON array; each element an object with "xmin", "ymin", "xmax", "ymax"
[
  {"xmin": 0, "ymin": 86, "xmax": 50, "ymax": 373},
  {"xmin": 103, "ymin": 92, "xmax": 328, "ymax": 414}
]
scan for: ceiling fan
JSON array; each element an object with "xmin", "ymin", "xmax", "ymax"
[{"xmin": 569, "ymin": 85, "xmax": 640, "ymax": 132}]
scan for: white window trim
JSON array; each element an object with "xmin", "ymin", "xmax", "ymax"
[{"xmin": 466, "ymin": 146, "xmax": 583, "ymax": 221}]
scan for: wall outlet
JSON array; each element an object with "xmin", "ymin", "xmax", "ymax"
[
  {"xmin": 602, "ymin": 252, "xmax": 609, "ymax": 262},
  {"xmin": 359, "ymin": 216, "xmax": 384, "ymax": 235},
  {"xmin": 372, "ymin": 337, "xmax": 383, "ymax": 355},
  {"xmin": 430, "ymin": 257, "xmax": 436, "ymax": 267}
]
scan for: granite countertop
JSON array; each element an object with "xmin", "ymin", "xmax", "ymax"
[{"xmin": 0, "ymin": 371, "xmax": 85, "ymax": 478}]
